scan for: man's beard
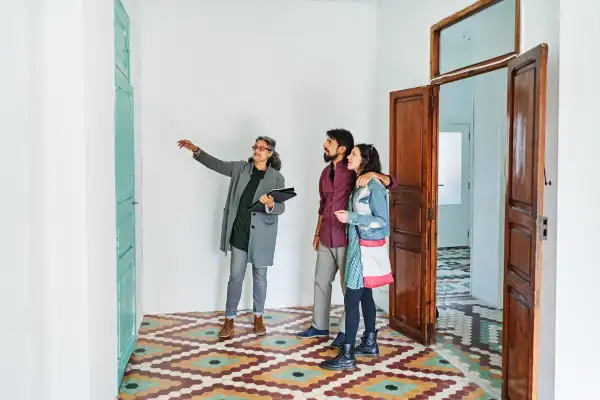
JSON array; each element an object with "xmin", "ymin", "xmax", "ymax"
[{"xmin": 323, "ymin": 152, "xmax": 336, "ymax": 162}]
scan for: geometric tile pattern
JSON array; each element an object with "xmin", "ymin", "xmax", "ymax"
[
  {"xmin": 436, "ymin": 247, "xmax": 502, "ymax": 397},
  {"xmin": 437, "ymin": 299, "xmax": 502, "ymax": 395},
  {"xmin": 437, "ymin": 247, "xmax": 471, "ymax": 298},
  {"xmin": 119, "ymin": 306, "xmax": 496, "ymax": 399}
]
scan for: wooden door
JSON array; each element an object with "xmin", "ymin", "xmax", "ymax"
[
  {"xmin": 115, "ymin": 0, "xmax": 137, "ymax": 385},
  {"xmin": 388, "ymin": 86, "xmax": 437, "ymax": 345},
  {"xmin": 502, "ymin": 44, "xmax": 548, "ymax": 399}
]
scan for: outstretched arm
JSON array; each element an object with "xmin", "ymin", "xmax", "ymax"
[
  {"xmin": 177, "ymin": 139, "xmax": 235, "ymax": 177},
  {"xmin": 194, "ymin": 149, "xmax": 235, "ymax": 177}
]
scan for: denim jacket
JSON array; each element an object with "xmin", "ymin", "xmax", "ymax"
[{"xmin": 346, "ymin": 178, "xmax": 390, "ymax": 240}]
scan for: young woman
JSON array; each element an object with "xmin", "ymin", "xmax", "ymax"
[
  {"xmin": 177, "ymin": 136, "xmax": 285, "ymax": 339},
  {"xmin": 320, "ymin": 144, "xmax": 390, "ymax": 371}
]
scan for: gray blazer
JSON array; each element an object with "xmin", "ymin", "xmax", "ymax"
[{"xmin": 194, "ymin": 150, "xmax": 286, "ymax": 267}]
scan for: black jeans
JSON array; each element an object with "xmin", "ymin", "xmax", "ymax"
[{"xmin": 344, "ymin": 287, "xmax": 376, "ymax": 345}]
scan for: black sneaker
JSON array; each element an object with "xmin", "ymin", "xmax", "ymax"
[{"xmin": 297, "ymin": 326, "xmax": 329, "ymax": 339}]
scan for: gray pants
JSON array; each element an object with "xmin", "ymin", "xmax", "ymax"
[
  {"xmin": 312, "ymin": 242, "xmax": 347, "ymax": 332},
  {"xmin": 225, "ymin": 246, "xmax": 268, "ymax": 319}
]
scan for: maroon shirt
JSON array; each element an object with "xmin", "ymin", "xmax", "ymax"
[{"xmin": 318, "ymin": 160, "xmax": 397, "ymax": 248}]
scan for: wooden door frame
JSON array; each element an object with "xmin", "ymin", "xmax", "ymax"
[
  {"xmin": 428, "ymin": 0, "xmax": 522, "ymax": 340},
  {"xmin": 427, "ymin": 40, "xmax": 548, "ymax": 400},
  {"xmin": 430, "ymin": 0, "xmax": 521, "ymax": 80}
]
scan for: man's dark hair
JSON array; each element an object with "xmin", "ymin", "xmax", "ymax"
[
  {"xmin": 326, "ymin": 128, "xmax": 354, "ymax": 157},
  {"xmin": 355, "ymin": 143, "xmax": 382, "ymax": 176}
]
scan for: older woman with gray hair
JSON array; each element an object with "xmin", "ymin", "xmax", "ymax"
[{"xmin": 177, "ymin": 136, "xmax": 286, "ymax": 338}]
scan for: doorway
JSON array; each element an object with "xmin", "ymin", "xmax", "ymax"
[
  {"xmin": 388, "ymin": 43, "xmax": 548, "ymax": 400},
  {"xmin": 387, "ymin": 1, "xmax": 549, "ymax": 399},
  {"xmin": 435, "ymin": 68, "xmax": 508, "ymax": 394}
]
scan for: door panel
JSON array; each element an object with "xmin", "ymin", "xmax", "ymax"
[
  {"xmin": 114, "ymin": 0, "xmax": 130, "ymax": 79},
  {"xmin": 115, "ymin": 0, "xmax": 136, "ymax": 385},
  {"xmin": 388, "ymin": 86, "xmax": 436, "ymax": 345},
  {"xmin": 117, "ymin": 249, "xmax": 136, "ymax": 363},
  {"xmin": 502, "ymin": 44, "xmax": 547, "ymax": 400}
]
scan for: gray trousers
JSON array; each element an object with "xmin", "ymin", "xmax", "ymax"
[
  {"xmin": 225, "ymin": 246, "xmax": 268, "ymax": 319},
  {"xmin": 312, "ymin": 242, "xmax": 347, "ymax": 332}
]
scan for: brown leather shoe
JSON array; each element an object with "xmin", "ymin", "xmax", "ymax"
[
  {"xmin": 219, "ymin": 318, "xmax": 235, "ymax": 339},
  {"xmin": 254, "ymin": 315, "xmax": 266, "ymax": 336}
]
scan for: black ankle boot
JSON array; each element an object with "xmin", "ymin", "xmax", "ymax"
[
  {"xmin": 319, "ymin": 343, "xmax": 357, "ymax": 371},
  {"xmin": 353, "ymin": 330, "xmax": 379, "ymax": 358}
]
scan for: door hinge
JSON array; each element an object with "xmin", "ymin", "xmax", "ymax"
[
  {"xmin": 468, "ymin": 181, "xmax": 471, "ymax": 190},
  {"xmin": 427, "ymin": 207, "xmax": 434, "ymax": 220},
  {"xmin": 538, "ymin": 216, "xmax": 548, "ymax": 240},
  {"xmin": 467, "ymin": 229, "xmax": 470, "ymax": 239}
]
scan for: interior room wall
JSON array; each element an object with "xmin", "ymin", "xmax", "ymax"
[
  {"xmin": 6, "ymin": 0, "xmax": 120, "ymax": 398},
  {"xmin": 470, "ymin": 68, "xmax": 507, "ymax": 309},
  {"xmin": 373, "ymin": 0, "xmax": 559, "ymax": 397},
  {"xmin": 437, "ymin": 77, "xmax": 473, "ymax": 248},
  {"xmin": 139, "ymin": 0, "xmax": 379, "ymax": 314},
  {"xmin": 0, "ymin": 1, "xmax": 36, "ymax": 399},
  {"xmin": 554, "ymin": 0, "xmax": 600, "ymax": 398}
]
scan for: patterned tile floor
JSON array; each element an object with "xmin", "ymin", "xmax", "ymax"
[
  {"xmin": 437, "ymin": 248, "xmax": 471, "ymax": 299},
  {"xmin": 436, "ymin": 248, "xmax": 502, "ymax": 398},
  {"xmin": 120, "ymin": 306, "xmax": 493, "ymax": 399}
]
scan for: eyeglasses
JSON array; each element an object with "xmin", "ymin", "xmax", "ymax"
[{"xmin": 252, "ymin": 145, "xmax": 272, "ymax": 152}]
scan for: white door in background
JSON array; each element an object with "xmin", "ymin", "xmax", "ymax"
[{"xmin": 437, "ymin": 123, "xmax": 472, "ymax": 248}]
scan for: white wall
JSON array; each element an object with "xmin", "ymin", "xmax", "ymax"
[
  {"xmin": 437, "ymin": 76, "xmax": 473, "ymax": 248},
  {"xmin": 373, "ymin": 0, "xmax": 560, "ymax": 397},
  {"xmin": 470, "ymin": 68, "xmax": 507, "ymax": 309},
  {"xmin": 82, "ymin": 0, "xmax": 119, "ymax": 397},
  {"xmin": 554, "ymin": 1, "xmax": 600, "ymax": 398},
  {"xmin": 140, "ymin": 0, "xmax": 379, "ymax": 314},
  {"xmin": 1, "ymin": 0, "xmax": 118, "ymax": 398},
  {"xmin": 0, "ymin": 1, "xmax": 36, "ymax": 398}
]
